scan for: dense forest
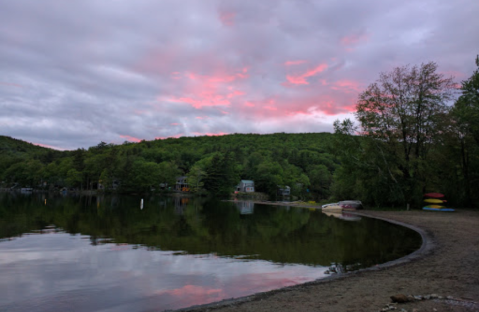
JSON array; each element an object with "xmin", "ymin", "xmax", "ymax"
[
  {"xmin": 0, "ymin": 132, "xmax": 338, "ymax": 200},
  {"xmin": 1, "ymin": 57, "xmax": 478, "ymax": 208}
]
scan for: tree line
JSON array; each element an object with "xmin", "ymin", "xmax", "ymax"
[{"xmin": 0, "ymin": 132, "xmax": 339, "ymax": 199}]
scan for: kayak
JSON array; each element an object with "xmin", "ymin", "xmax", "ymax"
[
  {"xmin": 424, "ymin": 198, "xmax": 446, "ymax": 204},
  {"xmin": 423, "ymin": 193, "xmax": 445, "ymax": 199},
  {"xmin": 423, "ymin": 207, "xmax": 455, "ymax": 212},
  {"xmin": 424, "ymin": 205, "xmax": 445, "ymax": 209}
]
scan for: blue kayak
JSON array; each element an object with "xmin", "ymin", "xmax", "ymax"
[{"xmin": 422, "ymin": 207, "xmax": 455, "ymax": 212}]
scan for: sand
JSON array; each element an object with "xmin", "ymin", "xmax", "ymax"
[{"xmin": 178, "ymin": 208, "xmax": 479, "ymax": 312}]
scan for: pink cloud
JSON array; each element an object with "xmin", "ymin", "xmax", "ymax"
[
  {"xmin": 167, "ymin": 68, "xmax": 248, "ymax": 109},
  {"xmin": 340, "ymin": 33, "xmax": 369, "ymax": 46},
  {"xmin": 227, "ymin": 89, "xmax": 245, "ymax": 98},
  {"xmin": 331, "ymin": 79, "xmax": 362, "ymax": 92},
  {"xmin": 120, "ymin": 135, "xmax": 142, "ymax": 142},
  {"xmin": 264, "ymin": 104, "xmax": 277, "ymax": 111},
  {"xmin": 285, "ymin": 100, "xmax": 339, "ymax": 116},
  {"xmin": 0, "ymin": 81, "xmax": 24, "ymax": 88},
  {"xmin": 168, "ymin": 95, "xmax": 231, "ymax": 109},
  {"xmin": 133, "ymin": 109, "xmax": 148, "ymax": 115},
  {"xmin": 218, "ymin": 10, "xmax": 236, "ymax": 27},
  {"xmin": 284, "ymin": 60, "xmax": 307, "ymax": 66},
  {"xmin": 155, "ymin": 134, "xmax": 184, "ymax": 140},
  {"xmin": 192, "ymin": 132, "xmax": 229, "ymax": 136},
  {"xmin": 340, "ymin": 33, "xmax": 369, "ymax": 51},
  {"xmin": 285, "ymin": 63, "xmax": 328, "ymax": 85},
  {"xmin": 170, "ymin": 123, "xmax": 179, "ymax": 126},
  {"xmin": 171, "ymin": 72, "xmax": 181, "ymax": 80},
  {"xmin": 241, "ymin": 92, "xmax": 357, "ymax": 118},
  {"xmin": 31, "ymin": 142, "xmax": 65, "ymax": 150},
  {"xmin": 443, "ymin": 70, "xmax": 467, "ymax": 80},
  {"xmin": 185, "ymin": 69, "xmax": 248, "ymax": 83}
]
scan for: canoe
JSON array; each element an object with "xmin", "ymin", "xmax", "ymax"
[
  {"xmin": 423, "ymin": 192, "xmax": 445, "ymax": 199},
  {"xmin": 424, "ymin": 205, "xmax": 445, "ymax": 209},
  {"xmin": 424, "ymin": 199, "xmax": 446, "ymax": 204},
  {"xmin": 322, "ymin": 205, "xmax": 343, "ymax": 213},
  {"xmin": 423, "ymin": 207, "xmax": 455, "ymax": 212},
  {"xmin": 322, "ymin": 202, "xmax": 338, "ymax": 208}
]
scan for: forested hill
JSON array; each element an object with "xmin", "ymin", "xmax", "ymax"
[
  {"xmin": 0, "ymin": 136, "xmax": 63, "ymax": 176},
  {"xmin": 0, "ymin": 132, "xmax": 340, "ymax": 199},
  {"xmin": 0, "ymin": 135, "xmax": 53, "ymax": 157}
]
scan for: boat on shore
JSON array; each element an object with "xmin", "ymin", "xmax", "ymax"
[
  {"xmin": 423, "ymin": 207, "xmax": 455, "ymax": 212},
  {"xmin": 322, "ymin": 205, "xmax": 343, "ymax": 213},
  {"xmin": 339, "ymin": 200, "xmax": 363, "ymax": 210}
]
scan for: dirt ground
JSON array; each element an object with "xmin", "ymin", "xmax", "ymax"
[{"xmin": 180, "ymin": 209, "xmax": 479, "ymax": 312}]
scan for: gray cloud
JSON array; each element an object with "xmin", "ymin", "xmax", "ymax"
[{"xmin": 0, "ymin": 0, "xmax": 477, "ymax": 150}]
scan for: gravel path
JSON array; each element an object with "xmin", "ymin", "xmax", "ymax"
[{"xmin": 178, "ymin": 209, "xmax": 479, "ymax": 312}]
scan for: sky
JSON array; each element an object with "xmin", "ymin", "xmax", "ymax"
[{"xmin": 1, "ymin": 0, "xmax": 478, "ymax": 150}]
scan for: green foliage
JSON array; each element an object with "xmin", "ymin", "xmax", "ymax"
[
  {"xmin": 436, "ymin": 55, "xmax": 479, "ymax": 207},
  {"xmin": 128, "ymin": 159, "xmax": 162, "ymax": 192},
  {"xmin": 331, "ymin": 59, "xmax": 479, "ymax": 209},
  {"xmin": 0, "ymin": 132, "xmax": 338, "ymax": 198},
  {"xmin": 337, "ymin": 62, "xmax": 455, "ymax": 206},
  {"xmin": 187, "ymin": 165, "xmax": 207, "ymax": 192},
  {"xmin": 203, "ymin": 152, "xmax": 240, "ymax": 196},
  {"xmin": 453, "ymin": 55, "xmax": 479, "ymax": 144}
]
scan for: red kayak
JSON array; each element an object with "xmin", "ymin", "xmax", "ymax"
[{"xmin": 423, "ymin": 192, "xmax": 445, "ymax": 199}]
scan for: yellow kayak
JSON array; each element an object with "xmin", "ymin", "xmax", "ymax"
[
  {"xmin": 424, "ymin": 198, "xmax": 446, "ymax": 204},
  {"xmin": 424, "ymin": 205, "xmax": 445, "ymax": 209}
]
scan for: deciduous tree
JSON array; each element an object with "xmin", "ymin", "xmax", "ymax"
[{"xmin": 336, "ymin": 62, "xmax": 456, "ymax": 207}]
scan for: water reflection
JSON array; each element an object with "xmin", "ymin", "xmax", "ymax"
[
  {"xmin": 0, "ymin": 193, "xmax": 421, "ymax": 312},
  {"xmin": 234, "ymin": 200, "xmax": 254, "ymax": 214},
  {"xmin": 322, "ymin": 211, "xmax": 362, "ymax": 221}
]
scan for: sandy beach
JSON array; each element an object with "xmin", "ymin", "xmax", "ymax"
[{"xmin": 179, "ymin": 207, "xmax": 479, "ymax": 312}]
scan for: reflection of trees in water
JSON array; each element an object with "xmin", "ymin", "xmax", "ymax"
[{"xmin": 0, "ymin": 193, "xmax": 421, "ymax": 268}]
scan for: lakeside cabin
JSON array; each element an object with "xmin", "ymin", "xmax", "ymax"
[
  {"xmin": 176, "ymin": 176, "xmax": 189, "ymax": 192},
  {"xmin": 278, "ymin": 185, "xmax": 291, "ymax": 196},
  {"xmin": 236, "ymin": 180, "xmax": 255, "ymax": 193}
]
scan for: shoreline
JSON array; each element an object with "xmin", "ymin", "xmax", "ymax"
[{"xmin": 177, "ymin": 205, "xmax": 479, "ymax": 312}]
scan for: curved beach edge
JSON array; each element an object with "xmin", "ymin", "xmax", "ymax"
[{"xmin": 171, "ymin": 208, "xmax": 435, "ymax": 312}]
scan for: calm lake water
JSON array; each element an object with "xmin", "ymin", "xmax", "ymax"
[{"xmin": 0, "ymin": 193, "xmax": 421, "ymax": 312}]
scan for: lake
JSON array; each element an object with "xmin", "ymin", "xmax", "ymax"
[{"xmin": 0, "ymin": 193, "xmax": 421, "ymax": 312}]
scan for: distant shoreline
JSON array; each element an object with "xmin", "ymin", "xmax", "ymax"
[{"xmin": 224, "ymin": 199, "xmax": 322, "ymax": 209}]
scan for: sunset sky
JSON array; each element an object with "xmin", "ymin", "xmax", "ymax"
[{"xmin": 1, "ymin": 0, "xmax": 478, "ymax": 150}]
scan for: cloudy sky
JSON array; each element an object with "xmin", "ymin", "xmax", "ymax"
[{"xmin": 1, "ymin": 0, "xmax": 478, "ymax": 150}]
